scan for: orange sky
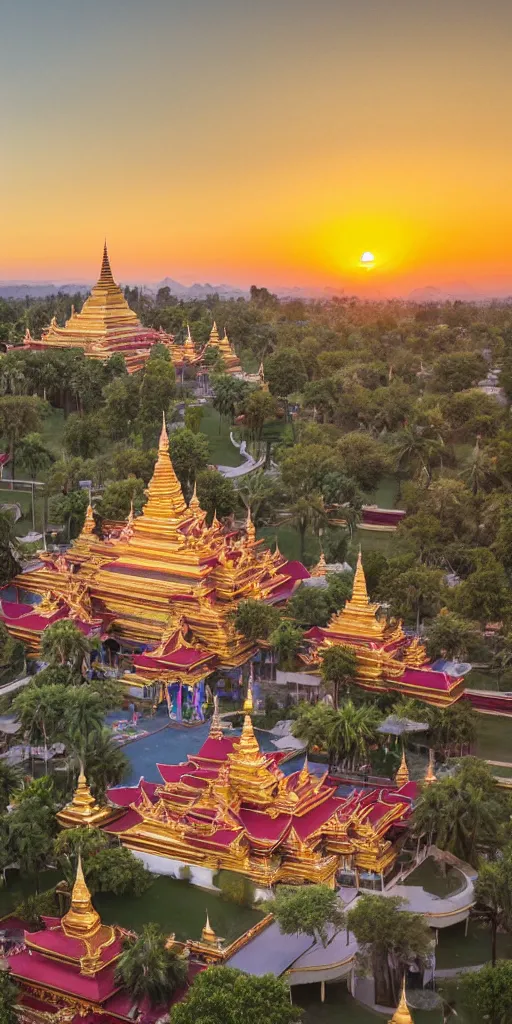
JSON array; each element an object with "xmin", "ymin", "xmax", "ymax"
[{"xmin": 2, "ymin": 0, "xmax": 512, "ymax": 296}]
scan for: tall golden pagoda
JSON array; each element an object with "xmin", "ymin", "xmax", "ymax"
[
  {"xmin": 205, "ymin": 322, "xmax": 242, "ymax": 373},
  {"xmin": 7, "ymin": 417, "xmax": 308, "ymax": 716},
  {"xmin": 388, "ymin": 978, "xmax": 414, "ymax": 1024},
  {"xmin": 24, "ymin": 243, "xmax": 173, "ymax": 372}
]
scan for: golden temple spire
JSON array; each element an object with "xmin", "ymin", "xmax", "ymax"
[
  {"xmin": 246, "ymin": 506, "xmax": 256, "ymax": 544},
  {"xmin": 137, "ymin": 416, "xmax": 188, "ymax": 525},
  {"xmin": 235, "ymin": 714, "xmax": 261, "ymax": 761},
  {"xmin": 311, "ymin": 551, "xmax": 327, "ymax": 577},
  {"xmin": 298, "ymin": 755, "xmax": 310, "ymax": 786},
  {"xmin": 57, "ymin": 763, "xmax": 118, "ymax": 828},
  {"xmin": 388, "ymin": 977, "xmax": 414, "ymax": 1024},
  {"xmin": 189, "ymin": 480, "xmax": 202, "ymax": 518},
  {"xmin": 210, "ymin": 321, "xmax": 219, "ymax": 343},
  {"xmin": 395, "ymin": 748, "xmax": 410, "ymax": 787},
  {"xmin": 99, "ymin": 240, "xmax": 115, "ymax": 286},
  {"xmin": 209, "ymin": 695, "xmax": 224, "ymax": 740},
  {"xmin": 201, "ymin": 911, "xmax": 217, "ymax": 945},
  {"xmin": 62, "ymin": 853, "xmax": 101, "ymax": 940},
  {"xmin": 424, "ymin": 748, "xmax": 437, "ymax": 786},
  {"xmin": 82, "ymin": 504, "xmax": 95, "ymax": 537},
  {"xmin": 351, "ymin": 548, "xmax": 369, "ymax": 608}
]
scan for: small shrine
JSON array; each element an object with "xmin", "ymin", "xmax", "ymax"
[{"xmin": 203, "ymin": 321, "xmax": 242, "ymax": 373}]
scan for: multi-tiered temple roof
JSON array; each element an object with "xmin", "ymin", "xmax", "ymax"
[
  {"xmin": 303, "ymin": 551, "xmax": 466, "ymax": 706},
  {"xmin": 22, "ymin": 244, "xmax": 174, "ymax": 373},
  {"xmin": 98, "ymin": 712, "xmax": 416, "ymax": 886},
  {"xmin": 2, "ymin": 417, "xmax": 308, "ymax": 674}
]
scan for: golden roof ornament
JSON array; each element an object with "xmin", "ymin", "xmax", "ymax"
[
  {"xmin": 99, "ymin": 239, "xmax": 115, "ymax": 286},
  {"xmin": 405, "ymin": 637, "xmax": 427, "ymax": 668},
  {"xmin": 201, "ymin": 911, "xmax": 219, "ymax": 946},
  {"xmin": 424, "ymin": 748, "xmax": 437, "ymax": 786},
  {"xmin": 61, "ymin": 853, "xmax": 101, "ymax": 941},
  {"xmin": 352, "ymin": 548, "xmax": 369, "ymax": 607},
  {"xmin": 57, "ymin": 766, "xmax": 118, "ymax": 828},
  {"xmin": 388, "ymin": 977, "xmax": 414, "ymax": 1024},
  {"xmin": 209, "ymin": 695, "xmax": 224, "ymax": 740},
  {"xmin": 188, "ymin": 481, "xmax": 202, "ymax": 518},
  {"xmin": 246, "ymin": 507, "xmax": 256, "ymax": 545},
  {"xmin": 311, "ymin": 551, "xmax": 327, "ymax": 577},
  {"xmin": 39, "ymin": 591, "xmax": 61, "ymax": 616},
  {"xmin": 298, "ymin": 756, "xmax": 310, "ymax": 786},
  {"xmin": 395, "ymin": 748, "xmax": 410, "ymax": 786},
  {"xmin": 137, "ymin": 412, "xmax": 188, "ymax": 523},
  {"xmin": 234, "ymin": 714, "xmax": 262, "ymax": 761},
  {"xmin": 209, "ymin": 322, "xmax": 220, "ymax": 345},
  {"xmin": 82, "ymin": 503, "xmax": 95, "ymax": 537}
]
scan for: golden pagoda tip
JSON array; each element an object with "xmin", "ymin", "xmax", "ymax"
[{"xmin": 388, "ymin": 975, "xmax": 414, "ymax": 1024}]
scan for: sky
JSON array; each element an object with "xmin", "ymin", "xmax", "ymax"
[{"xmin": 1, "ymin": 0, "xmax": 512, "ymax": 296}]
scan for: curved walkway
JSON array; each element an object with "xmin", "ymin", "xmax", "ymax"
[{"xmin": 216, "ymin": 434, "xmax": 265, "ymax": 478}]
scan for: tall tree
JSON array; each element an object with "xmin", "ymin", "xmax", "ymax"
[
  {"xmin": 457, "ymin": 960, "xmax": 512, "ymax": 1024},
  {"xmin": 40, "ymin": 620, "xmax": 91, "ymax": 674},
  {"xmin": 0, "ymin": 394, "xmax": 47, "ymax": 478},
  {"xmin": 347, "ymin": 894, "xmax": 433, "ymax": 1006},
  {"xmin": 17, "ymin": 432, "xmax": 54, "ymax": 480},
  {"xmin": 320, "ymin": 644, "xmax": 358, "ymax": 709},
  {"xmin": 474, "ymin": 849, "xmax": 512, "ymax": 965},
  {"xmin": 268, "ymin": 884, "xmax": 345, "ymax": 947},
  {"xmin": 170, "ymin": 966, "xmax": 299, "ymax": 1024},
  {"xmin": 115, "ymin": 923, "xmax": 188, "ymax": 1008}
]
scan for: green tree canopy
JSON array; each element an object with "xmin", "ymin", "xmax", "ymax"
[
  {"xmin": 457, "ymin": 960, "xmax": 512, "ymax": 1024},
  {"xmin": 170, "ymin": 966, "xmax": 299, "ymax": 1024},
  {"xmin": 267, "ymin": 884, "xmax": 345, "ymax": 947},
  {"xmin": 115, "ymin": 923, "xmax": 188, "ymax": 1008}
]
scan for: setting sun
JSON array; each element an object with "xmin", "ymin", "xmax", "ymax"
[{"xmin": 360, "ymin": 251, "xmax": 375, "ymax": 265}]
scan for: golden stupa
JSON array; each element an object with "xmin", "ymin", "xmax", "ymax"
[
  {"xmin": 204, "ymin": 321, "xmax": 241, "ymax": 373},
  {"xmin": 23, "ymin": 243, "xmax": 173, "ymax": 372},
  {"xmin": 388, "ymin": 977, "xmax": 414, "ymax": 1024}
]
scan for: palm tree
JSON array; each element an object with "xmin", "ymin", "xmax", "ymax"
[
  {"xmin": 391, "ymin": 424, "xmax": 444, "ymax": 484},
  {"xmin": 115, "ymin": 923, "xmax": 188, "ymax": 1008},
  {"xmin": 0, "ymin": 761, "xmax": 21, "ymax": 813},
  {"xmin": 40, "ymin": 620, "xmax": 91, "ymax": 674},
  {"xmin": 236, "ymin": 470, "xmax": 281, "ymax": 525},
  {"xmin": 68, "ymin": 727, "xmax": 129, "ymax": 801},
  {"xmin": 63, "ymin": 689, "xmax": 105, "ymax": 747},
  {"xmin": 328, "ymin": 700, "xmax": 381, "ymax": 771},
  {"xmin": 460, "ymin": 438, "xmax": 497, "ymax": 497},
  {"xmin": 17, "ymin": 432, "xmax": 54, "ymax": 481},
  {"xmin": 292, "ymin": 703, "xmax": 337, "ymax": 757},
  {"xmin": 320, "ymin": 644, "xmax": 358, "ymax": 709},
  {"xmin": 474, "ymin": 853, "xmax": 512, "ymax": 965}
]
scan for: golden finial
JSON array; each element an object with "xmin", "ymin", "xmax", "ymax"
[
  {"xmin": 405, "ymin": 637, "xmax": 427, "ymax": 668},
  {"xmin": 209, "ymin": 695, "xmax": 224, "ymax": 740},
  {"xmin": 243, "ymin": 680, "xmax": 254, "ymax": 713},
  {"xmin": 61, "ymin": 853, "xmax": 101, "ymax": 940},
  {"xmin": 139, "ymin": 420, "xmax": 188, "ymax": 523},
  {"xmin": 234, "ymin": 714, "xmax": 262, "ymax": 761},
  {"xmin": 395, "ymin": 747, "xmax": 410, "ymax": 787},
  {"xmin": 298, "ymin": 756, "xmax": 310, "ymax": 786},
  {"xmin": 201, "ymin": 911, "xmax": 217, "ymax": 945},
  {"xmin": 189, "ymin": 481, "xmax": 202, "ymax": 517},
  {"xmin": 81, "ymin": 504, "xmax": 95, "ymax": 537},
  {"xmin": 99, "ymin": 240, "xmax": 115, "ymax": 285},
  {"xmin": 209, "ymin": 321, "xmax": 219, "ymax": 344},
  {"xmin": 350, "ymin": 548, "xmax": 370, "ymax": 608},
  {"xmin": 246, "ymin": 506, "xmax": 256, "ymax": 544},
  {"xmin": 388, "ymin": 977, "xmax": 414, "ymax": 1024},
  {"xmin": 159, "ymin": 410, "xmax": 169, "ymax": 452},
  {"xmin": 311, "ymin": 551, "xmax": 327, "ymax": 577},
  {"xmin": 424, "ymin": 749, "xmax": 437, "ymax": 786}
]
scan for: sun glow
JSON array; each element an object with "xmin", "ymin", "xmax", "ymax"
[{"xmin": 360, "ymin": 251, "xmax": 375, "ymax": 265}]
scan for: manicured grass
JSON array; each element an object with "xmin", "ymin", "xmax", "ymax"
[
  {"xmin": 474, "ymin": 713, "xmax": 512, "ymax": 762},
  {"xmin": 295, "ymin": 983, "xmax": 441, "ymax": 1024},
  {"xmin": 405, "ymin": 859, "xmax": 463, "ymax": 898},
  {"xmin": 0, "ymin": 868, "xmax": 62, "ymax": 918},
  {"xmin": 435, "ymin": 919, "xmax": 512, "ymax": 970},
  {"xmin": 199, "ymin": 405, "xmax": 242, "ymax": 467},
  {"xmin": 40, "ymin": 407, "xmax": 66, "ymax": 458},
  {"xmin": 96, "ymin": 873, "xmax": 263, "ymax": 944},
  {"xmin": 364, "ymin": 474, "xmax": 401, "ymax": 510}
]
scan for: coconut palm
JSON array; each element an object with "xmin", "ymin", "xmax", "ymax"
[
  {"xmin": 291, "ymin": 703, "xmax": 337, "ymax": 759},
  {"xmin": 474, "ymin": 851, "xmax": 512, "ymax": 965},
  {"xmin": 282, "ymin": 493, "xmax": 328, "ymax": 561},
  {"xmin": 236, "ymin": 470, "xmax": 281, "ymax": 525},
  {"xmin": 40, "ymin": 620, "xmax": 91, "ymax": 674},
  {"xmin": 328, "ymin": 700, "xmax": 381, "ymax": 771},
  {"xmin": 115, "ymin": 923, "xmax": 188, "ymax": 1008},
  {"xmin": 460, "ymin": 438, "xmax": 498, "ymax": 497},
  {"xmin": 62, "ymin": 688, "xmax": 105, "ymax": 745},
  {"xmin": 68, "ymin": 727, "xmax": 129, "ymax": 801},
  {"xmin": 268, "ymin": 621, "xmax": 304, "ymax": 671},
  {"xmin": 391, "ymin": 424, "xmax": 444, "ymax": 484}
]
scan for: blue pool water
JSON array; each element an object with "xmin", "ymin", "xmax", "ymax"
[{"xmin": 121, "ymin": 719, "xmax": 306, "ymax": 785}]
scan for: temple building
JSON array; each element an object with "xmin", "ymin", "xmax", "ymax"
[
  {"xmin": 7, "ymin": 856, "xmax": 191, "ymax": 1024},
  {"xmin": 1, "ymin": 417, "xmax": 308, "ymax": 718},
  {"xmin": 301, "ymin": 551, "xmax": 467, "ymax": 706},
  {"xmin": 204, "ymin": 322, "xmax": 242, "ymax": 373},
  {"xmin": 21, "ymin": 244, "xmax": 177, "ymax": 373},
  {"xmin": 64, "ymin": 711, "xmax": 419, "ymax": 890}
]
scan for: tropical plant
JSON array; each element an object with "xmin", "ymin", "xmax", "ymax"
[
  {"xmin": 474, "ymin": 848, "xmax": 512, "ymax": 965},
  {"xmin": 40, "ymin": 619, "xmax": 91, "ymax": 674},
  {"xmin": 232, "ymin": 599, "xmax": 281, "ymax": 643},
  {"xmin": 268, "ymin": 620, "xmax": 304, "ymax": 671},
  {"xmin": 327, "ymin": 699, "xmax": 381, "ymax": 771},
  {"xmin": 68, "ymin": 727, "xmax": 129, "ymax": 800},
  {"xmin": 115, "ymin": 923, "xmax": 188, "ymax": 1008},
  {"xmin": 17, "ymin": 432, "xmax": 54, "ymax": 480},
  {"xmin": 347, "ymin": 894, "xmax": 433, "ymax": 1007},
  {"xmin": 0, "ymin": 510, "xmax": 21, "ymax": 586},
  {"xmin": 170, "ymin": 965, "xmax": 299, "ymax": 1024},
  {"xmin": 0, "ymin": 968, "xmax": 19, "ymax": 1024},
  {"xmin": 0, "ymin": 760, "xmax": 21, "ymax": 813},
  {"xmin": 320, "ymin": 644, "xmax": 358, "ymax": 709},
  {"xmin": 456, "ymin": 960, "xmax": 512, "ymax": 1024},
  {"xmin": 267, "ymin": 884, "xmax": 345, "ymax": 947},
  {"xmin": 291, "ymin": 702, "xmax": 337, "ymax": 760}
]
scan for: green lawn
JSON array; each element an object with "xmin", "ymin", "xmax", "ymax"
[
  {"xmin": 435, "ymin": 919, "xmax": 512, "ymax": 970},
  {"xmin": 474, "ymin": 713, "xmax": 512, "ymax": 762},
  {"xmin": 295, "ymin": 982, "xmax": 442, "ymax": 1024},
  {"xmin": 363, "ymin": 475, "xmax": 401, "ymax": 510},
  {"xmin": 198, "ymin": 405, "xmax": 243, "ymax": 467},
  {"xmin": 405, "ymin": 859, "xmax": 463, "ymax": 898}
]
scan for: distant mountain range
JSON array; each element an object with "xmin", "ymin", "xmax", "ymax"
[{"xmin": 1, "ymin": 277, "xmax": 511, "ymax": 303}]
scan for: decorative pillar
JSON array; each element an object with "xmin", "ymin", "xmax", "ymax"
[
  {"xmin": 176, "ymin": 682, "xmax": 183, "ymax": 722},
  {"xmin": 320, "ymin": 981, "xmax": 326, "ymax": 1003}
]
